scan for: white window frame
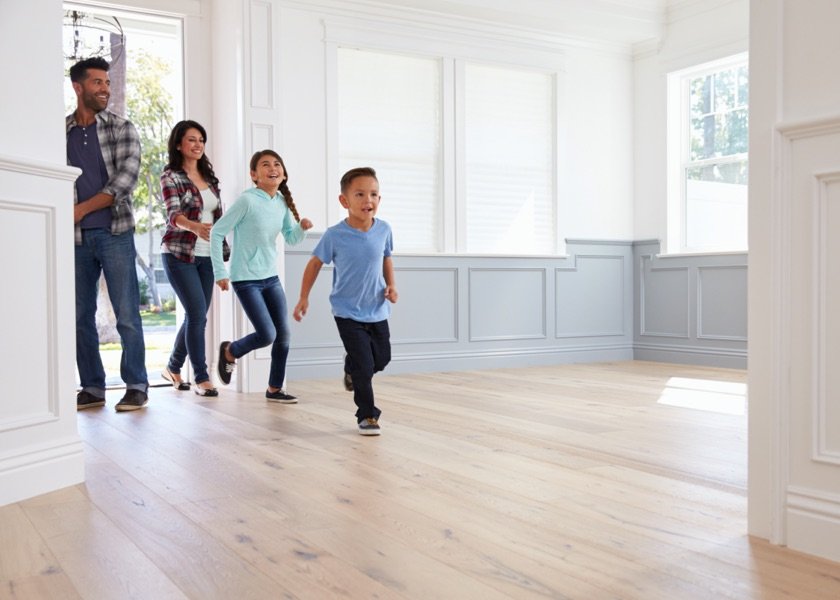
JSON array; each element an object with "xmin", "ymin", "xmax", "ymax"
[
  {"xmin": 324, "ymin": 17, "xmax": 565, "ymax": 255},
  {"xmin": 666, "ymin": 52, "xmax": 749, "ymax": 254}
]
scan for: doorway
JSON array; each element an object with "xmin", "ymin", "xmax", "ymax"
[{"xmin": 64, "ymin": 2, "xmax": 185, "ymax": 387}]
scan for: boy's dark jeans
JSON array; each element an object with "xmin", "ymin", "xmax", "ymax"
[{"xmin": 335, "ymin": 317, "xmax": 391, "ymax": 423}]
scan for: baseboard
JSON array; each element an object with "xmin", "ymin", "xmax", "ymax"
[
  {"xmin": 0, "ymin": 436, "xmax": 85, "ymax": 507},
  {"xmin": 633, "ymin": 342, "xmax": 747, "ymax": 369},
  {"xmin": 288, "ymin": 344, "xmax": 635, "ymax": 380},
  {"xmin": 786, "ymin": 486, "xmax": 840, "ymax": 562}
]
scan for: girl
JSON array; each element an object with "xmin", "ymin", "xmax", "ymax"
[{"xmin": 210, "ymin": 150, "xmax": 313, "ymax": 402}]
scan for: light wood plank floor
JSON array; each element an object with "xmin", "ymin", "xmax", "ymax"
[{"xmin": 3, "ymin": 361, "xmax": 840, "ymax": 599}]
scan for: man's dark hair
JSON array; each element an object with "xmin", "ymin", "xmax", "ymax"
[{"xmin": 69, "ymin": 57, "xmax": 110, "ymax": 83}]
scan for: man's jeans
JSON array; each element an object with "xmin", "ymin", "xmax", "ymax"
[
  {"xmin": 162, "ymin": 253, "xmax": 214, "ymax": 383},
  {"xmin": 231, "ymin": 276, "xmax": 290, "ymax": 389},
  {"xmin": 335, "ymin": 317, "xmax": 390, "ymax": 423},
  {"xmin": 75, "ymin": 228, "xmax": 147, "ymax": 395}
]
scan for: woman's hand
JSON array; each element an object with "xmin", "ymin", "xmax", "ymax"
[
  {"xmin": 216, "ymin": 278, "xmax": 230, "ymax": 291},
  {"xmin": 300, "ymin": 218, "xmax": 314, "ymax": 231},
  {"xmin": 192, "ymin": 222, "xmax": 213, "ymax": 241}
]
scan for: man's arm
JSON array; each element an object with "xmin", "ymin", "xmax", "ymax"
[
  {"xmin": 101, "ymin": 119, "xmax": 141, "ymax": 204},
  {"xmin": 74, "ymin": 192, "xmax": 115, "ymax": 223}
]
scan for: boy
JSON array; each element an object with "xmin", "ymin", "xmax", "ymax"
[{"xmin": 293, "ymin": 167, "xmax": 398, "ymax": 435}]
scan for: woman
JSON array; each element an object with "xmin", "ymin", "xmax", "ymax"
[
  {"xmin": 210, "ymin": 150, "xmax": 313, "ymax": 402},
  {"xmin": 159, "ymin": 120, "xmax": 228, "ymax": 396}
]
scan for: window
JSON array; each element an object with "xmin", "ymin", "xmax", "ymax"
[
  {"xmin": 336, "ymin": 48, "xmax": 558, "ymax": 255},
  {"xmin": 667, "ymin": 53, "xmax": 748, "ymax": 253},
  {"xmin": 465, "ymin": 64, "xmax": 554, "ymax": 254},
  {"xmin": 337, "ymin": 49, "xmax": 442, "ymax": 253}
]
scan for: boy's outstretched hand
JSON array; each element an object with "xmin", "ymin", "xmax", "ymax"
[{"xmin": 385, "ymin": 286, "xmax": 398, "ymax": 303}]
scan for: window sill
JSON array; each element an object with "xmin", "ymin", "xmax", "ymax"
[{"xmin": 656, "ymin": 249, "xmax": 748, "ymax": 259}]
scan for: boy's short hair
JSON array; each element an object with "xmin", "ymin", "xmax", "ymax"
[
  {"xmin": 69, "ymin": 57, "xmax": 110, "ymax": 83},
  {"xmin": 340, "ymin": 167, "xmax": 377, "ymax": 193}
]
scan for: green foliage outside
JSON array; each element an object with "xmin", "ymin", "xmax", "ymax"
[
  {"xmin": 688, "ymin": 65, "xmax": 748, "ymax": 185},
  {"xmin": 127, "ymin": 50, "xmax": 173, "ymax": 237}
]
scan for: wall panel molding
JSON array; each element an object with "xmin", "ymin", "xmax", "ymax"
[
  {"xmin": 468, "ymin": 267, "xmax": 546, "ymax": 342},
  {"xmin": 639, "ymin": 255, "xmax": 690, "ymax": 338},
  {"xmin": 249, "ymin": 0, "xmax": 275, "ymax": 109},
  {"xmin": 697, "ymin": 264, "xmax": 748, "ymax": 341},
  {"xmin": 813, "ymin": 171, "xmax": 840, "ymax": 464}
]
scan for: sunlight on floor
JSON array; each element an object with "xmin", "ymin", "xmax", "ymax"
[{"xmin": 657, "ymin": 377, "xmax": 747, "ymax": 415}]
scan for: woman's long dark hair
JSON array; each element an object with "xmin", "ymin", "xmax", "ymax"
[
  {"xmin": 249, "ymin": 149, "xmax": 301, "ymax": 222},
  {"xmin": 166, "ymin": 120, "xmax": 219, "ymax": 189}
]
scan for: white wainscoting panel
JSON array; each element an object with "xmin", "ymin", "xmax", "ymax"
[
  {"xmin": 0, "ymin": 156, "xmax": 84, "ymax": 507},
  {"xmin": 776, "ymin": 114, "xmax": 840, "ymax": 558},
  {"xmin": 815, "ymin": 172, "xmax": 840, "ymax": 463},
  {"xmin": 249, "ymin": 0, "xmax": 274, "ymax": 109},
  {"xmin": 0, "ymin": 202, "xmax": 54, "ymax": 426}
]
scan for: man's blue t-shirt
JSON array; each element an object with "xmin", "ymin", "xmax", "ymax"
[
  {"xmin": 67, "ymin": 122, "xmax": 112, "ymax": 230},
  {"xmin": 312, "ymin": 218, "xmax": 393, "ymax": 322}
]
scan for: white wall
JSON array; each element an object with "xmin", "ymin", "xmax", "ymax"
[
  {"xmin": 749, "ymin": 0, "xmax": 840, "ymax": 564},
  {"xmin": 0, "ymin": 1, "xmax": 66, "ymax": 163},
  {"xmin": 563, "ymin": 47, "xmax": 635, "ymax": 241},
  {"xmin": 248, "ymin": 2, "xmax": 637, "ymax": 242},
  {"xmin": 633, "ymin": 0, "xmax": 749, "ymax": 244}
]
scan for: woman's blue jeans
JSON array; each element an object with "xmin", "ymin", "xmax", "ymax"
[
  {"xmin": 162, "ymin": 253, "xmax": 215, "ymax": 383},
  {"xmin": 231, "ymin": 276, "xmax": 290, "ymax": 389},
  {"xmin": 75, "ymin": 228, "xmax": 148, "ymax": 394}
]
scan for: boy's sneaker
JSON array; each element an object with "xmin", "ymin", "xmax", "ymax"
[
  {"xmin": 358, "ymin": 417, "xmax": 381, "ymax": 436},
  {"xmin": 77, "ymin": 391, "xmax": 105, "ymax": 410},
  {"xmin": 266, "ymin": 390, "xmax": 298, "ymax": 404},
  {"xmin": 343, "ymin": 372, "xmax": 354, "ymax": 392},
  {"xmin": 115, "ymin": 389, "xmax": 148, "ymax": 412},
  {"xmin": 218, "ymin": 341, "xmax": 235, "ymax": 385}
]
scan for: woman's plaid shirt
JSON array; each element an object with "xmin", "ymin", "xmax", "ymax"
[{"xmin": 160, "ymin": 167, "xmax": 224, "ymax": 263}]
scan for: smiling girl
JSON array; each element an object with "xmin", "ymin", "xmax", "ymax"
[{"xmin": 210, "ymin": 150, "xmax": 313, "ymax": 402}]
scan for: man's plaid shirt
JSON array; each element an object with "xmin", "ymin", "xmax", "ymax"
[
  {"xmin": 160, "ymin": 167, "xmax": 225, "ymax": 263},
  {"xmin": 66, "ymin": 109, "xmax": 141, "ymax": 245}
]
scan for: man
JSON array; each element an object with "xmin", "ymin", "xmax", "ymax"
[{"xmin": 67, "ymin": 56, "xmax": 148, "ymax": 411}]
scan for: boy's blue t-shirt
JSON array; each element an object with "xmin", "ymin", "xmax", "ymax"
[{"xmin": 313, "ymin": 218, "xmax": 393, "ymax": 322}]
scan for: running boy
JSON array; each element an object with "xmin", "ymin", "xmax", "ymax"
[{"xmin": 292, "ymin": 167, "xmax": 397, "ymax": 435}]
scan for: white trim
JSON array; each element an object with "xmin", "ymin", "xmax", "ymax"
[
  {"xmin": 0, "ymin": 155, "xmax": 79, "ymax": 182},
  {"xmin": 665, "ymin": 52, "xmax": 749, "ymax": 254},
  {"xmin": 0, "ymin": 436, "xmax": 85, "ymax": 507},
  {"xmin": 813, "ymin": 171, "xmax": 840, "ymax": 465},
  {"xmin": 771, "ymin": 126, "xmax": 791, "ymax": 546}
]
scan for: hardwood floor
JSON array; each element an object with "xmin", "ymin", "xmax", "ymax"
[{"xmin": 3, "ymin": 361, "xmax": 840, "ymax": 599}]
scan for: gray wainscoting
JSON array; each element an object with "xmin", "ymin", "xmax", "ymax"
[
  {"xmin": 285, "ymin": 237, "xmax": 747, "ymax": 380},
  {"xmin": 633, "ymin": 240, "xmax": 747, "ymax": 368},
  {"xmin": 285, "ymin": 237, "xmax": 636, "ymax": 380}
]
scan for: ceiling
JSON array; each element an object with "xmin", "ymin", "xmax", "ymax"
[{"xmin": 369, "ymin": 0, "xmax": 671, "ymax": 45}]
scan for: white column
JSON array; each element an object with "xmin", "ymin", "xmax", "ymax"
[{"xmin": 0, "ymin": 0, "xmax": 85, "ymax": 506}]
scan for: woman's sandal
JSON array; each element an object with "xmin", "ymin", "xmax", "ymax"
[
  {"xmin": 194, "ymin": 383, "xmax": 219, "ymax": 397},
  {"xmin": 162, "ymin": 367, "xmax": 191, "ymax": 391}
]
